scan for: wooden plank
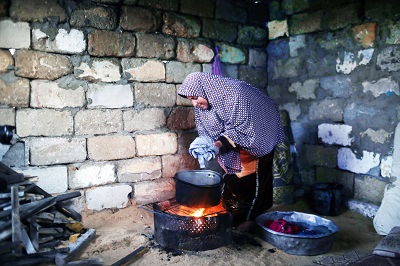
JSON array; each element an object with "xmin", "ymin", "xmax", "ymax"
[
  {"xmin": 11, "ymin": 186, "xmax": 22, "ymax": 255},
  {"xmin": 20, "ymin": 227, "xmax": 36, "ymax": 254},
  {"xmin": 25, "ymin": 184, "xmax": 82, "ymax": 221},
  {"xmin": 111, "ymin": 246, "xmax": 149, "ymax": 266},
  {"xmin": 0, "ymin": 197, "xmax": 56, "ymax": 241},
  {"xmin": 65, "ymin": 258, "xmax": 104, "ymax": 265},
  {"xmin": 27, "ymin": 217, "xmax": 40, "ymax": 251},
  {"xmin": 55, "ymin": 228, "xmax": 96, "ymax": 265}
]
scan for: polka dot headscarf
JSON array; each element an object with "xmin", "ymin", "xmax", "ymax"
[{"xmin": 178, "ymin": 72, "xmax": 285, "ymax": 174}]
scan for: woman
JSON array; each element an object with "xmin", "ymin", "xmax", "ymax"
[{"xmin": 178, "ymin": 72, "xmax": 285, "ymax": 231}]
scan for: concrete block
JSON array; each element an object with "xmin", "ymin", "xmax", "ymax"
[
  {"xmin": 32, "ymin": 28, "xmax": 86, "ymax": 54},
  {"xmin": 309, "ymin": 99, "xmax": 343, "ymax": 122},
  {"xmin": 161, "ymin": 154, "xmax": 198, "ymax": 178},
  {"xmin": 87, "ymin": 83, "xmax": 133, "ymax": 108},
  {"xmin": 70, "ymin": 6, "xmax": 117, "ymax": 30},
  {"xmin": 237, "ymin": 25, "xmax": 268, "ymax": 47},
  {"xmin": 17, "ymin": 165, "xmax": 68, "ymax": 194},
  {"xmin": 378, "ymin": 46, "xmax": 400, "ymax": 72},
  {"xmin": 10, "ymin": 0, "xmax": 67, "ymax": 23},
  {"xmin": 352, "ymin": 23, "xmax": 376, "ymax": 48},
  {"xmin": 123, "ymin": 108, "xmax": 166, "ymax": 132},
  {"xmin": 69, "ymin": 162, "xmax": 116, "ymax": 189},
  {"xmin": 122, "ymin": 58, "xmax": 165, "ymax": 82},
  {"xmin": 166, "ymin": 107, "xmax": 195, "ymax": 131},
  {"xmin": 249, "ymin": 48, "xmax": 267, "ymax": 67},
  {"xmin": 346, "ymin": 198, "xmax": 379, "ymax": 219},
  {"xmin": 217, "ymin": 43, "xmax": 246, "ymax": 64},
  {"xmin": 288, "ymin": 79, "xmax": 318, "ymax": 100},
  {"xmin": 0, "ymin": 20, "xmax": 30, "ymax": 49},
  {"xmin": 14, "ymin": 50, "xmax": 73, "ymax": 80},
  {"xmin": 0, "ymin": 108, "xmax": 15, "ymax": 126},
  {"xmin": 281, "ymin": 0, "xmax": 309, "ymax": 15},
  {"xmin": 133, "ymin": 178, "xmax": 175, "ymax": 204},
  {"xmin": 362, "ymin": 77, "xmax": 400, "ymax": 98},
  {"xmin": 289, "ymin": 11, "xmax": 323, "ymax": 35},
  {"xmin": 86, "ymin": 184, "xmax": 132, "ymax": 211},
  {"xmin": 117, "ymin": 157, "xmax": 162, "ymax": 182},
  {"xmin": 361, "ymin": 128, "xmax": 391, "ymax": 145},
  {"xmin": 76, "ymin": 58, "xmax": 120, "ymax": 83},
  {"xmin": 320, "ymin": 75, "xmax": 353, "ymax": 98},
  {"xmin": 75, "ymin": 109, "xmax": 122, "ymax": 135},
  {"xmin": 176, "ymin": 39, "xmax": 213, "ymax": 63},
  {"xmin": 318, "ymin": 123, "xmax": 353, "ymax": 146},
  {"xmin": 137, "ymin": 0, "xmax": 177, "ymax": 11},
  {"xmin": 134, "ymin": 83, "xmax": 176, "ymax": 107},
  {"xmin": 338, "ymin": 148, "xmax": 380, "ymax": 174},
  {"xmin": 136, "ymin": 132, "xmax": 177, "ymax": 156},
  {"xmin": 162, "ymin": 12, "xmax": 201, "ymax": 38},
  {"xmin": 272, "ymin": 57, "xmax": 301, "ymax": 79},
  {"xmin": 0, "ymin": 75, "xmax": 30, "ymax": 107},
  {"xmin": 1, "ymin": 142, "xmax": 27, "ymax": 168},
  {"xmin": 30, "ymin": 80, "xmax": 85, "ymax": 108},
  {"xmin": 354, "ymin": 175, "xmax": 387, "ymax": 205},
  {"xmin": 238, "ymin": 66, "xmax": 268, "ymax": 90},
  {"xmin": 165, "ymin": 61, "xmax": 202, "ymax": 83},
  {"xmin": 386, "ymin": 20, "xmax": 400, "ymax": 45},
  {"xmin": 88, "ymin": 30, "xmax": 135, "ymax": 57},
  {"xmin": 336, "ymin": 49, "xmax": 373, "ymax": 74},
  {"xmin": 120, "ymin": 6, "xmax": 160, "ymax": 32},
  {"xmin": 202, "ymin": 18, "xmax": 237, "ymax": 42},
  {"xmin": 87, "ymin": 135, "xmax": 135, "ymax": 161},
  {"xmin": 0, "ymin": 49, "xmax": 14, "ymax": 73},
  {"xmin": 135, "ymin": 33, "xmax": 176, "ymax": 60},
  {"xmin": 304, "ymin": 144, "xmax": 338, "ymax": 168},
  {"xmin": 16, "ymin": 109, "xmax": 73, "ymax": 137},
  {"xmin": 29, "ymin": 137, "xmax": 86, "ymax": 166}
]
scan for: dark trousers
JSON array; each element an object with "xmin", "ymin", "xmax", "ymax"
[{"xmin": 222, "ymin": 150, "xmax": 275, "ymax": 227}]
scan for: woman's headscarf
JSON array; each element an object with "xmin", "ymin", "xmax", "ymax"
[{"xmin": 178, "ymin": 72, "xmax": 285, "ymax": 174}]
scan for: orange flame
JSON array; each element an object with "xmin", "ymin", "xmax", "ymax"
[{"xmin": 190, "ymin": 208, "xmax": 205, "ymax": 217}]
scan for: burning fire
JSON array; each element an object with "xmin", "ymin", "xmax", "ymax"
[
  {"xmin": 163, "ymin": 201, "xmax": 226, "ymax": 218},
  {"xmin": 190, "ymin": 208, "xmax": 205, "ymax": 217}
]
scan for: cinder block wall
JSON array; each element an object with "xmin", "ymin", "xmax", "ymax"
[
  {"xmin": 267, "ymin": 0, "xmax": 400, "ymax": 216},
  {"xmin": 0, "ymin": 0, "xmax": 269, "ymax": 212}
]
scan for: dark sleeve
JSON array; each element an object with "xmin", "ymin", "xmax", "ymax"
[{"xmin": 217, "ymin": 136, "xmax": 235, "ymax": 154}]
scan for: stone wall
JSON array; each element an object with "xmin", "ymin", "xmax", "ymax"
[
  {"xmin": 0, "ymin": 0, "xmax": 269, "ymax": 212},
  {"xmin": 267, "ymin": 0, "xmax": 400, "ymax": 215}
]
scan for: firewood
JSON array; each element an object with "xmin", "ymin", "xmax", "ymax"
[
  {"xmin": 11, "ymin": 186, "xmax": 22, "ymax": 255},
  {"xmin": 55, "ymin": 228, "xmax": 96, "ymax": 265},
  {"xmin": 111, "ymin": 246, "xmax": 149, "ymax": 266}
]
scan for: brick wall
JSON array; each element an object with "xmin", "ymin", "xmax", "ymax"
[
  {"xmin": 267, "ymin": 0, "xmax": 400, "ymax": 216},
  {"xmin": 0, "ymin": 0, "xmax": 269, "ymax": 212}
]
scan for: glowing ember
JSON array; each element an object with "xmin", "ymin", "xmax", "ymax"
[
  {"xmin": 190, "ymin": 208, "xmax": 205, "ymax": 217},
  {"xmin": 162, "ymin": 201, "xmax": 227, "ymax": 217}
]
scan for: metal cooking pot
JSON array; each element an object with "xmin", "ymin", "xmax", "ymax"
[{"xmin": 175, "ymin": 170, "xmax": 222, "ymax": 208}]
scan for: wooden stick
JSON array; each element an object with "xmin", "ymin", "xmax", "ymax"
[
  {"xmin": 0, "ymin": 197, "xmax": 56, "ymax": 241},
  {"xmin": 65, "ymin": 258, "xmax": 104, "ymax": 265},
  {"xmin": 25, "ymin": 184, "xmax": 82, "ymax": 221},
  {"xmin": 111, "ymin": 246, "xmax": 149, "ymax": 266},
  {"xmin": 11, "ymin": 186, "xmax": 22, "ymax": 255},
  {"xmin": 55, "ymin": 228, "xmax": 96, "ymax": 265}
]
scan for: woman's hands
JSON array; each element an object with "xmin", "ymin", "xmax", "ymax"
[{"xmin": 213, "ymin": 140, "xmax": 223, "ymax": 154}]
